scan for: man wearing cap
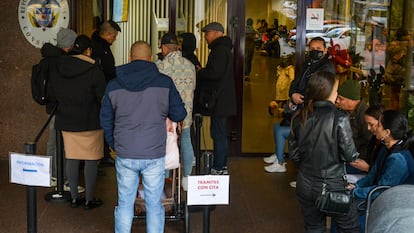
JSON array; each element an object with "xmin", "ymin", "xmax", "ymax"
[
  {"xmin": 336, "ymin": 79, "xmax": 372, "ymax": 173},
  {"xmin": 196, "ymin": 22, "xmax": 236, "ymax": 175},
  {"xmin": 157, "ymin": 33, "xmax": 196, "ymax": 190}
]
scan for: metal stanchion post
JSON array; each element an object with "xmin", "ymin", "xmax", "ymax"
[
  {"xmin": 194, "ymin": 113, "xmax": 202, "ymax": 175},
  {"xmin": 203, "ymin": 205, "xmax": 210, "ymax": 233},
  {"xmin": 24, "ymin": 143, "xmax": 37, "ymax": 233},
  {"xmin": 191, "ymin": 114, "xmax": 213, "ymax": 233}
]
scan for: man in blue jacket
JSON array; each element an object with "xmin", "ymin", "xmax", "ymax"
[{"xmin": 100, "ymin": 41, "xmax": 186, "ymax": 233}]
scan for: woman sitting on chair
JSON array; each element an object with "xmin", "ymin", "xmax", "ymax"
[{"xmin": 348, "ymin": 110, "xmax": 414, "ymax": 201}]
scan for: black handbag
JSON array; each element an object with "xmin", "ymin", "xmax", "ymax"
[
  {"xmin": 314, "ymin": 111, "xmax": 352, "ymax": 215},
  {"xmin": 194, "ymin": 50, "xmax": 229, "ymax": 116},
  {"xmin": 197, "ymin": 89, "xmax": 219, "ymax": 115},
  {"xmin": 315, "ymin": 182, "xmax": 352, "ymax": 215}
]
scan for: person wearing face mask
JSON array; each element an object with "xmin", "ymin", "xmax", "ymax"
[
  {"xmin": 348, "ymin": 110, "xmax": 414, "ymax": 202},
  {"xmin": 276, "ymin": 37, "xmax": 335, "ymax": 188},
  {"xmin": 289, "ymin": 37, "xmax": 335, "ymax": 109}
]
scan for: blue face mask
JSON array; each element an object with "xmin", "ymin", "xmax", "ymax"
[{"xmin": 309, "ymin": 50, "xmax": 324, "ymax": 61}]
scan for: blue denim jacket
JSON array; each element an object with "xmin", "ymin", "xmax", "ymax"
[{"xmin": 353, "ymin": 146, "xmax": 410, "ymax": 199}]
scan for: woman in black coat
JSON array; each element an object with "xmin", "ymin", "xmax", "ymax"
[{"xmin": 51, "ymin": 35, "xmax": 106, "ymax": 209}]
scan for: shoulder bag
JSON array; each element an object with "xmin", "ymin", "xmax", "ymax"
[
  {"xmin": 314, "ymin": 111, "xmax": 352, "ymax": 215},
  {"xmin": 197, "ymin": 51, "xmax": 229, "ymax": 116}
]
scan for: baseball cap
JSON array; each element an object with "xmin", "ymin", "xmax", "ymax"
[
  {"xmin": 160, "ymin": 33, "xmax": 178, "ymax": 45},
  {"xmin": 71, "ymin": 35, "xmax": 92, "ymax": 55},
  {"xmin": 201, "ymin": 22, "xmax": 224, "ymax": 33},
  {"xmin": 56, "ymin": 28, "xmax": 77, "ymax": 49}
]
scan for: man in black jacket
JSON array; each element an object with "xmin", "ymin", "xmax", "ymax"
[
  {"xmin": 197, "ymin": 22, "xmax": 236, "ymax": 175},
  {"xmin": 289, "ymin": 37, "xmax": 335, "ymax": 107},
  {"xmin": 91, "ymin": 20, "xmax": 121, "ymax": 83},
  {"xmin": 286, "ymin": 36, "xmax": 335, "ymax": 188},
  {"xmin": 91, "ymin": 20, "xmax": 121, "ymax": 166}
]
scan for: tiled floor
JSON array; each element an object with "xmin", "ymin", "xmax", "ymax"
[{"xmin": 0, "ymin": 51, "xmax": 305, "ymax": 232}]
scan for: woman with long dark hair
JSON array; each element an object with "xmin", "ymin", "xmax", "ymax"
[
  {"xmin": 349, "ymin": 104, "xmax": 385, "ymax": 173},
  {"xmin": 349, "ymin": 110, "xmax": 414, "ymax": 200},
  {"xmin": 289, "ymin": 71, "xmax": 360, "ymax": 232}
]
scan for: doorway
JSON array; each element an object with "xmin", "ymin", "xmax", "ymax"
[{"xmin": 241, "ymin": 0, "xmax": 296, "ymax": 154}]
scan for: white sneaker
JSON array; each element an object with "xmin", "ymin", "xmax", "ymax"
[
  {"xmin": 55, "ymin": 182, "xmax": 85, "ymax": 193},
  {"xmin": 263, "ymin": 153, "xmax": 278, "ymax": 164},
  {"xmin": 50, "ymin": 177, "xmax": 57, "ymax": 187},
  {"xmin": 289, "ymin": 181, "xmax": 296, "ymax": 188},
  {"xmin": 64, "ymin": 183, "xmax": 86, "ymax": 193},
  {"xmin": 264, "ymin": 162, "xmax": 286, "ymax": 173},
  {"xmin": 181, "ymin": 176, "xmax": 188, "ymax": 191}
]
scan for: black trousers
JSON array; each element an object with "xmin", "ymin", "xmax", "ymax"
[{"xmin": 296, "ymin": 171, "xmax": 361, "ymax": 233}]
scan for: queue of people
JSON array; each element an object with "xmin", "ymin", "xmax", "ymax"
[
  {"xmin": 41, "ymin": 20, "xmax": 236, "ymax": 232},
  {"xmin": 39, "ymin": 18, "xmax": 414, "ymax": 233}
]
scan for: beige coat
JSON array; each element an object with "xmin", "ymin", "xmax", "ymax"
[{"xmin": 62, "ymin": 130, "xmax": 104, "ymax": 160}]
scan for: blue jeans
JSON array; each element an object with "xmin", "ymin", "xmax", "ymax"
[
  {"xmin": 273, "ymin": 123, "xmax": 290, "ymax": 163},
  {"xmin": 181, "ymin": 127, "xmax": 194, "ymax": 177},
  {"xmin": 210, "ymin": 116, "xmax": 228, "ymax": 170},
  {"xmin": 114, "ymin": 156, "xmax": 165, "ymax": 233}
]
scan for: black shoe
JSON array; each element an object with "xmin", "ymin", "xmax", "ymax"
[
  {"xmin": 71, "ymin": 198, "xmax": 85, "ymax": 208},
  {"xmin": 84, "ymin": 198, "xmax": 103, "ymax": 210}
]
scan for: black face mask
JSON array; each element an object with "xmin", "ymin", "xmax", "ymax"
[{"xmin": 309, "ymin": 50, "xmax": 324, "ymax": 61}]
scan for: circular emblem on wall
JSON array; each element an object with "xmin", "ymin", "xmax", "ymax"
[{"xmin": 18, "ymin": 0, "xmax": 70, "ymax": 48}]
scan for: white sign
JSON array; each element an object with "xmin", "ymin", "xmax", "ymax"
[
  {"xmin": 9, "ymin": 152, "xmax": 51, "ymax": 187},
  {"xmin": 187, "ymin": 175, "xmax": 229, "ymax": 205},
  {"xmin": 18, "ymin": 0, "xmax": 70, "ymax": 48},
  {"xmin": 306, "ymin": 8, "xmax": 324, "ymax": 30}
]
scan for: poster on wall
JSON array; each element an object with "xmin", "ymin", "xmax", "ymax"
[
  {"xmin": 306, "ymin": 8, "xmax": 324, "ymax": 30},
  {"xmin": 113, "ymin": 0, "xmax": 129, "ymax": 22},
  {"xmin": 18, "ymin": 0, "xmax": 70, "ymax": 48}
]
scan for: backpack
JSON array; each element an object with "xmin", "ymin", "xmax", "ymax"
[{"xmin": 31, "ymin": 58, "xmax": 50, "ymax": 105}]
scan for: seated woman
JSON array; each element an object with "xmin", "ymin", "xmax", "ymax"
[
  {"xmin": 345, "ymin": 104, "xmax": 385, "ymax": 183},
  {"xmin": 348, "ymin": 110, "xmax": 414, "ymax": 201}
]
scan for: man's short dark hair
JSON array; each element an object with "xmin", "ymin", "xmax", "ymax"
[
  {"xmin": 309, "ymin": 37, "xmax": 326, "ymax": 48},
  {"xmin": 99, "ymin": 20, "xmax": 121, "ymax": 35}
]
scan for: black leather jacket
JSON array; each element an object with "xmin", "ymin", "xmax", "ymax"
[{"xmin": 289, "ymin": 101, "xmax": 359, "ymax": 179}]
